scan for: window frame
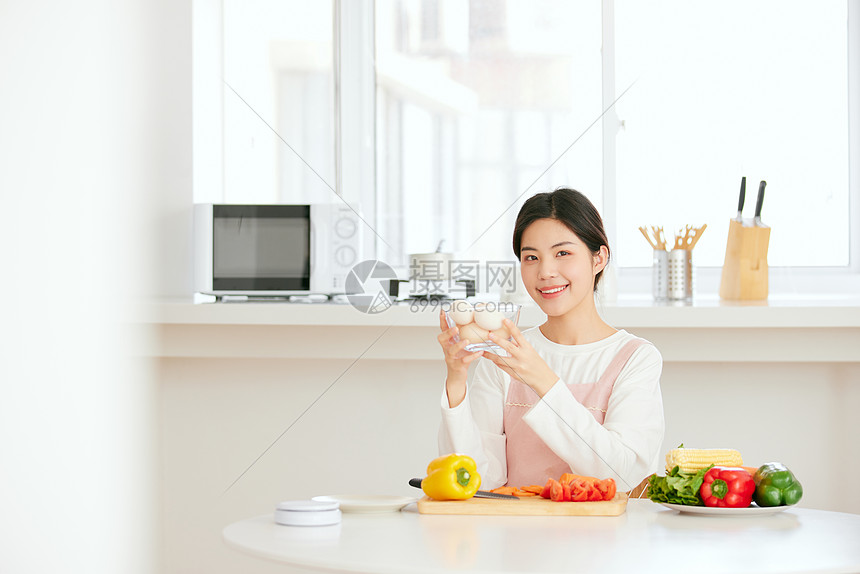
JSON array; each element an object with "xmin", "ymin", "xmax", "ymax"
[{"xmin": 201, "ymin": 0, "xmax": 860, "ymax": 296}]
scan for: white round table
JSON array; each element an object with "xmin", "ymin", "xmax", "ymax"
[{"xmin": 223, "ymin": 499, "xmax": 860, "ymax": 573}]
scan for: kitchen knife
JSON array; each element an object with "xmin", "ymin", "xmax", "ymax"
[
  {"xmin": 408, "ymin": 478, "xmax": 520, "ymax": 500},
  {"xmin": 754, "ymin": 180, "xmax": 767, "ymax": 226},
  {"xmin": 736, "ymin": 176, "xmax": 746, "ymax": 221}
]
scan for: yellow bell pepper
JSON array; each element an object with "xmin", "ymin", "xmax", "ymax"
[{"xmin": 422, "ymin": 453, "xmax": 481, "ymax": 500}]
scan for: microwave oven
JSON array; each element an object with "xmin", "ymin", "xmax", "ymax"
[{"xmin": 194, "ymin": 203, "xmax": 362, "ymax": 298}]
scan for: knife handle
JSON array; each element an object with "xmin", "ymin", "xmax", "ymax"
[
  {"xmin": 737, "ymin": 176, "xmax": 746, "ymax": 214},
  {"xmin": 754, "ymin": 180, "xmax": 767, "ymax": 218},
  {"xmin": 408, "ymin": 477, "xmax": 519, "ymax": 499}
]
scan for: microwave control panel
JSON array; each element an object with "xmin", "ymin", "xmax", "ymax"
[{"xmin": 312, "ymin": 203, "xmax": 363, "ymax": 293}]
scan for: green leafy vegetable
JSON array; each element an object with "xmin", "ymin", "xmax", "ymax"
[{"xmin": 647, "ymin": 465, "xmax": 713, "ymax": 506}]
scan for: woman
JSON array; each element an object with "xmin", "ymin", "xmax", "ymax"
[{"xmin": 437, "ymin": 188, "xmax": 664, "ymax": 491}]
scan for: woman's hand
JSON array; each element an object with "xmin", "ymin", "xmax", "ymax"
[
  {"xmin": 483, "ymin": 319, "xmax": 559, "ymax": 397},
  {"xmin": 438, "ymin": 309, "xmax": 484, "ymax": 407}
]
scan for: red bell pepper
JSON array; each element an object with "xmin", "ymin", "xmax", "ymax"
[{"xmin": 699, "ymin": 466, "xmax": 755, "ymax": 508}]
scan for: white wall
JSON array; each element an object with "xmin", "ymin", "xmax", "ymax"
[
  {"xmin": 0, "ymin": 1, "xmax": 191, "ymax": 573},
  {"xmin": 159, "ymin": 357, "xmax": 443, "ymax": 574}
]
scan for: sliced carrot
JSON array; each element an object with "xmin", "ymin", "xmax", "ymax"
[{"xmin": 489, "ymin": 486, "xmax": 518, "ymax": 495}]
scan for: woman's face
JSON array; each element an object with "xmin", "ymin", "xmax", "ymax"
[{"xmin": 519, "ymin": 218, "xmax": 607, "ymax": 316}]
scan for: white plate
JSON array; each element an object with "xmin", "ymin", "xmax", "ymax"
[
  {"xmin": 658, "ymin": 502, "xmax": 797, "ymax": 516},
  {"xmin": 311, "ymin": 494, "xmax": 417, "ymax": 514}
]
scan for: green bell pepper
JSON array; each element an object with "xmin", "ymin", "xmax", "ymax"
[{"xmin": 753, "ymin": 462, "xmax": 803, "ymax": 507}]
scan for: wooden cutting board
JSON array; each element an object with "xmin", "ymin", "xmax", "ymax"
[{"xmin": 416, "ymin": 492, "xmax": 628, "ymax": 516}]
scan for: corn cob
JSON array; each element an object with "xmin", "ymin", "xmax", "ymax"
[{"xmin": 665, "ymin": 448, "xmax": 743, "ymax": 474}]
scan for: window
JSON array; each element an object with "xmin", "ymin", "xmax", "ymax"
[
  {"xmin": 196, "ymin": 0, "xmax": 335, "ymax": 205},
  {"xmin": 614, "ymin": 0, "xmax": 849, "ymax": 269},
  {"xmin": 195, "ymin": 0, "xmax": 858, "ymax": 294},
  {"xmin": 375, "ymin": 0, "xmax": 602, "ymax": 269}
]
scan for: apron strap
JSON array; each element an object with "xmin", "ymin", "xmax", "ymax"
[{"xmin": 596, "ymin": 338, "xmax": 647, "ymax": 390}]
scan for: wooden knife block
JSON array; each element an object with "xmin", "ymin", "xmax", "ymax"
[{"xmin": 719, "ymin": 219, "xmax": 771, "ymax": 300}]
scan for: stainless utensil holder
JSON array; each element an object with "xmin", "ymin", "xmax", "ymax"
[
  {"xmin": 668, "ymin": 249, "xmax": 693, "ymax": 301},
  {"xmin": 652, "ymin": 250, "xmax": 668, "ymax": 300}
]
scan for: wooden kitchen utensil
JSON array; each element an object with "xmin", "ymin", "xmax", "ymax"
[
  {"xmin": 720, "ymin": 180, "xmax": 770, "ymax": 300},
  {"xmin": 416, "ymin": 492, "xmax": 628, "ymax": 516},
  {"xmin": 719, "ymin": 219, "xmax": 770, "ymax": 300}
]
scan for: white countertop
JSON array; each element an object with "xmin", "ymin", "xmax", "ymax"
[
  {"xmin": 223, "ymin": 499, "xmax": 860, "ymax": 574},
  {"xmin": 147, "ymin": 293, "xmax": 860, "ymax": 328},
  {"xmin": 145, "ymin": 294, "xmax": 860, "ymax": 362}
]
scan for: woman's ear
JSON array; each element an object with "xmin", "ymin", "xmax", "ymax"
[{"xmin": 592, "ymin": 246, "xmax": 609, "ymax": 275}]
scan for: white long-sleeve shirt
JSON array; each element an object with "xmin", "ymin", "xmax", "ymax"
[{"xmin": 438, "ymin": 327, "xmax": 664, "ymax": 491}]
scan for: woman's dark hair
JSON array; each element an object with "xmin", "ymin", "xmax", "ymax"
[{"xmin": 512, "ymin": 188, "xmax": 610, "ymax": 291}]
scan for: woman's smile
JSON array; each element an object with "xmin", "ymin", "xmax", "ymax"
[{"xmin": 537, "ymin": 284, "xmax": 569, "ymax": 298}]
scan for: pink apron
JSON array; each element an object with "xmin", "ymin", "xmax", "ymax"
[{"xmin": 502, "ymin": 338, "xmax": 646, "ymax": 487}]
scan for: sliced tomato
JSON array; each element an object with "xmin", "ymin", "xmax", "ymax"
[
  {"xmin": 558, "ymin": 472, "xmax": 576, "ymax": 486},
  {"xmin": 540, "ymin": 479, "xmax": 553, "ymax": 499},
  {"xmin": 568, "ymin": 479, "xmax": 589, "ymax": 502},
  {"xmin": 596, "ymin": 478, "xmax": 617, "ymax": 501},
  {"xmin": 561, "ymin": 481, "xmax": 572, "ymax": 502},
  {"xmin": 549, "ymin": 478, "xmax": 565, "ymax": 502},
  {"xmin": 546, "ymin": 474, "xmax": 618, "ymax": 503}
]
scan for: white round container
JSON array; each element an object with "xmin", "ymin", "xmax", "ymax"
[{"xmin": 274, "ymin": 500, "xmax": 342, "ymax": 527}]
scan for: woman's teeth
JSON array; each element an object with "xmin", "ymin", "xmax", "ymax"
[{"xmin": 540, "ymin": 285, "xmax": 567, "ymax": 294}]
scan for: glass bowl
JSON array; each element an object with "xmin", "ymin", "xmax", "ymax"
[{"xmin": 443, "ymin": 300, "xmax": 521, "ymax": 355}]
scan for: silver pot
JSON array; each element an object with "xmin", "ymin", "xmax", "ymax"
[{"xmin": 409, "ymin": 251, "xmax": 453, "ymax": 280}]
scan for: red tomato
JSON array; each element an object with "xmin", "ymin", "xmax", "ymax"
[
  {"xmin": 569, "ymin": 479, "xmax": 589, "ymax": 502},
  {"xmin": 540, "ymin": 479, "xmax": 552, "ymax": 499},
  {"xmin": 549, "ymin": 479, "xmax": 565, "ymax": 502},
  {"xmin": 561, "ymin": 481, "xmax": 572, "ymax": 502},
  {"xmin": 596, "ymin": 478, "xmax": 617, "ymax": 501},
  {"xmin": 559, "ymin": 472, "xmax": 576, "ymax": 485}
]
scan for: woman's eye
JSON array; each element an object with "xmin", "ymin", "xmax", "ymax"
[
  {"xmin": 523, "ymin": 254, "xmax": 537, "ymax": 261},
  {"xmin": 557, "ymin": 250, "xmax": 570, "ymax": 257}
]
